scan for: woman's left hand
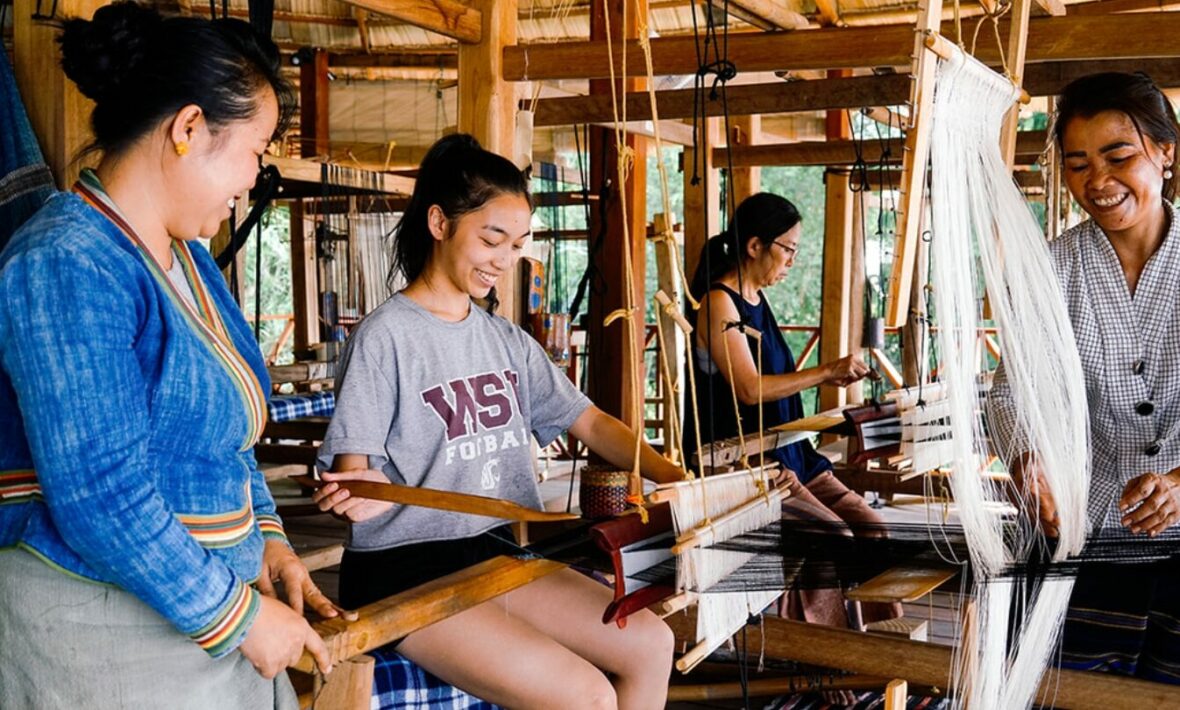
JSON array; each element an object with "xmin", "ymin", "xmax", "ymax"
[
  {"xmin": 258, "ymin": 540, "xmax": 358, "ymax": 620},
  {"xmin": 1119, "ymin": 471, "xmax": 1180, "ymax": 537}
]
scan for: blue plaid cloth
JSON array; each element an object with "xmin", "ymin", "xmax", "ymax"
[
  {"xmin": 267, "ymin": 392, "xmax": 335, "ymax": 423},
  {"xmin": 0, "ymin": 49, "xmax": 56, "ymax": 252},
  {"xmin": 371, "ymin": 646, "xmax": 498, "ymax": 710}
]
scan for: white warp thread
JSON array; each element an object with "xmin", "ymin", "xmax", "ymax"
[{"xmin": 928, "ymin": 49, "xmax": 1090, "ymax": 710}]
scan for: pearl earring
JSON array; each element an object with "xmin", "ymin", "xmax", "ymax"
[{"xmin": 1166, "ymin": 166, "xmax": 1174, "ymax": 180}]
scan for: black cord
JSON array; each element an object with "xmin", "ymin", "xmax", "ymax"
[{"xmin": 254, "ymin": 214, "xmax": 263, "ymax": 343}]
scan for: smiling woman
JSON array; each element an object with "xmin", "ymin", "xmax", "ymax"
[
  {"xmin": 989, "ymin": 71, "xmax": 1180, "ymax": 684},
  {"xmin": 311, "ymin": 133, "xmax": 685, "ymax": 709},
  {"xmin": 0, "ymin": 3, "xmax": 337, "ymax": 707}
]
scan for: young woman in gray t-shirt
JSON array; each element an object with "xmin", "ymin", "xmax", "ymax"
[{"xmin": 313, "ymin": 134, "xmax": 685, "ymax": 709}]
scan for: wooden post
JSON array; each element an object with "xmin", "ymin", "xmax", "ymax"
[
  {"xmin": 1000, "ymin": 0, "xmax": 1033, "ymax": 169},
  {"xmin": 728, "ymin": 115, "xmax": 762, "ymax": 212},
  {"xmin": 13, "ymin": 0, "xmax": 103, "ymax": 189},
  {"xmin": 884, "ymin": 679, "xmax": 909, "ymax": 710},
  {"xmin": 683, "ymin": 118, "xmax": 721, "ymax": 288},
  {"xmin": 300, "ymin": 49, "xmax": 330, "ymax": 159},
  {"xmin": 311, "ymin": 655, "xmax": 375, "ymax": 710},
  {"xmin": 654, "ymin": 214, "xmax": 684, "ymax": 463},
  {"xmin": 289, "ymin": 201, "xmax": 319, "ymax": 352},
  {"xmin": 585, "ymin": 0, "xmax": 648, "ymax": 429},
  {"xmin": 459, "ymin": 0, "xmax": 522, "ymax": 324},
  {"xmin": 819, "ymin": 169, "xmax": 855, "ymax": 412}
]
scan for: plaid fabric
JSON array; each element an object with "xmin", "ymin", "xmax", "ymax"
[
  {"xmin": 370, "ymin": 645, "xmax": 498, "ymax": 710},
  {"xmin": 767, "ymin": 690, "xmax": 950, "ymax": 709},
  {"xmin": 267, "ymin": 392, "xmax": 335, "ymax": 423},
  {"xmin": 0, "ymin": 49, "xmax": 55, "ymax": 252},
  {"xmin": 988, "ymin": 204, "xmax": 1180, "ymax": 531}
]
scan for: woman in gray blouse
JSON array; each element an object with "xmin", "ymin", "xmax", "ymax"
[{"xmin": 989, "ymin": 71, "xmax": 1180, "ymax": 682}]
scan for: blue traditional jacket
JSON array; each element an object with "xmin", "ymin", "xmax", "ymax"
[{"xmin": 0, "ymin": 176, "xmax": 285, "ymax": 657}]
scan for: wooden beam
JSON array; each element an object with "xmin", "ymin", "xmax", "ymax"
[
  {"xmin": 725, "ymin": 0, "xmax": 810, "ymax": 30},
  {"xmin": 683, "ymin": 118, "xmax": 721, "ymax": 288},
  {"xmin": 299, "ymin": 48, "xmax": 330, "ymax": 159},
  {"xmin": 13, "ymin": 0, "xmax": 103, "ymax": 189},
  {"xmin": 310, "ymin": 655, "xmax": 374, "ymax": 710},
  {"xmin": 886, "ymin": 0, "xmax": 941, "ymax": 329},
  {"xmin": 813, "ymin": 0, "xmax": 843, "ymax": 26},
  {"xmin": 715, "ymin": 131, "xmax": 1050, "ymax": 168},
  {"xmin": 532, "ymin": 75, "xmax": 910, "ymax": 126},
  {"xmin": 534, "ymin": 59, "xmax": 1180, "ymax": 128},
  {"xmin": 1000, "ymin": 0, "xmax": 1034, "ymax": 168},
  {"xmin": 728, "ymin": 115, "xmax": 762, "ymax": 212},
  {"xmin": 295, "ymin": 556, "xmax": 565, "ymax": 672},
  {"xmin": 289, "ymin": 202, "xmax": 319, "ymax": 351},
  {"xmin": 263, "ymin": 155, "xmax": 416, "ymax": 195},
  {"xmin": 586, "ymin": 0, "xmax": 649, "ymax": 431},
  {"xmin": 665, "ymin": 611, "xmax": 1180, "ymax": 709},
  {"xmin": 459, "ymin": 0, "xmax": 521, "ymax": 323},
  {"xmin": 503, "ymin": 13, "xmax": 1180, "ymax": 81},
  {"xmin": 819, "ymin": 169, "xmax": 855, "ymax": 412},
  {"xmin": 1032, "ymin": 0, "xmax": 1066, "ymax": 16},
  {"xmin": 335, "ymin": 0, "xmax": 481, "ymax": 43}
]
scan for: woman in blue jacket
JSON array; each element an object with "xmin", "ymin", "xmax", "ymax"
[{"xmin": 0, "ymin": 3, "xmax": 335, "ymax": 706}]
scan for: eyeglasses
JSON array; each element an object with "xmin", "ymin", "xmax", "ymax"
[{"xmin": 770, "ymin": 240, "xmax": 797, "ymax": 256}]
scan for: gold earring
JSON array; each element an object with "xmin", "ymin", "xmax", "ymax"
[{"xmin": 175, "ymin": 141, "xmax": 189, "ymax": 157}]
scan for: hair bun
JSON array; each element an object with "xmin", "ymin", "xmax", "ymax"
[{"xmin": 58, "ymin": 1, "xmax": 161, "ymax": 103}]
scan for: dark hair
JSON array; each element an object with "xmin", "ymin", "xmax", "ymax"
[
  {"xmin": 1054, "ymin": 71, "xmax": 1180, "ymax": 202},
  {"xmin": 688, "ymin": 192, "xmax": 802, "ymax": 304},
  {"xmin": 390, "ymin": 133, "xmax": 531, "ymax": 307},
  {"xmin": 57, "ymin": 1, "xmax": 295, "ymax": 157}
]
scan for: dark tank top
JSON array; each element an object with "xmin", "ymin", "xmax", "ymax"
[{"xmin": 682, "ymin": 284, "xmax": 831, "ymax": 484}]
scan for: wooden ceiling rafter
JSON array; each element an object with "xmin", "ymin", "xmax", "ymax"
[
  {"xmin": 502, "ymin": 13, "xmax": 1180, "ymax": 81},
  {"xmin": 335, "ymin": 0, "xmax": 482, "ymax": 43}
]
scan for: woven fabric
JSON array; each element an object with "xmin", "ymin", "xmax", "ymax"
[
  {"xmin": 268, "ymin": 392, "xmax": 336, "ymax": 423},
  {"xmin": 0, "ymin": 49, "xmax": 55, "ymax": 252},
  {"xmin": 370, "ymin": 646, "xmax": 498, "ymax": 710}
]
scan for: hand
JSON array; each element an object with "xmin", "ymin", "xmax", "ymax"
[
  {"xmin": 1008, "ymin": 453, "xmax": 1059, "ymax": 538},
  {"xmin": 258, "ymin": 540, "xmax": 357, "ymax": 621},
  {"xmin": 771, "ymin": 467, "xmax": 798, "ymax": 489},
  {"xmin": 311, "ymin": 470, "xmax": 395, "ymax": 523},
  {"xmin": 824, "ymin": 354, "xmax": 871, "ymax": 387},
  {"xmin": 238, "ymin": 594, "xmax": 332, "ymax": 679},
  {"xmin": 1120, "ymin": 471, "xmax": 1180, "ymax": 537}
]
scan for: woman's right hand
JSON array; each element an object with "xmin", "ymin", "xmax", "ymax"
[
  {"xmin": 239, "ymin": 594, "xmax": 331, "ymax": 679},
  {"xmin": 823, "ymin": 354, "xmax": 871, "ymax": 387},
  {"xmin": 1009, "ymin": 453, "xmax": 1060, "ymax": 538},
  {"xmin": 311, "ymin": 470, "xmax": 394, "ymax": 523}
]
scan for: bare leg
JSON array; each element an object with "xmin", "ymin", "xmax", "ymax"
[{"xmin": 397, "ymin": 568, "xmax": 672, "ymax": 710}]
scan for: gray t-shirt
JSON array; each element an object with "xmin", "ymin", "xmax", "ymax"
[{"xmin": 317, "ymin": 293, "xmax": 592, "ymax": 550}]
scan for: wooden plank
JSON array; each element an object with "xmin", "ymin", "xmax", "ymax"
[
  {"xmin": 884, "ymin": 679, "xmax": 908, "ymax": 710},
  {"xmin": 13, "ymin": 0, "xmax": 102, "ymax": 189},
  {"xmin": 263, "ymin": 155, "xmax": 415, "ymax": 195},
  {"xmin": 309, "ymin": 655, "xmax": 374, "ymax": 710},
  {"xmin": 503, "ymin": 14, "xmax": 1180, "ymax": 81},
  {"xmin": 295, "ymin": 556, "xmax": 565, "ymax": 672},
  {"xmin": 728, "ymin": 116, "xmax": 762, "ymax": 212},
  {"xmin": 866, "ymin": 616, "xmax": 929, "ymax": 642},
  {"xmin": 664, "ymin": 611, "xmax": 1180, "ymax": 709},
  {"xmin": 667, "ymin": 675, "xmax": 901, "ymax": 701},
  {"xmin": 458, "ymin": 0, "xmax": 521, "ymax": 325},
  {"xmin": 298, "ymin": 543, "xmax": 345, "ymax": 573},
  {"xmin": 335, "ymin": 0, "xmax": 480, "ymax": 43},
  {"xmin": 845, "ymin": 565, "xmax": 957, "ymax": 604},
  {"xmin": 264, "ymin": 416, "xmax": 330, "ymax": 441}
]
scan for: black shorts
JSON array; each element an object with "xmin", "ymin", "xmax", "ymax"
[{"xmin": 338, "ymin": 524, "xmax": 520, "ymax": 610}]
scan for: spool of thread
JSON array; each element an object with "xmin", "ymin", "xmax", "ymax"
[
  {"xmin": 579, "ymin": 466, "xmax": 631, "ymax": 519},
  {"xmin": 862, "ymin": 316, "xmax": 885, "ymax": 350}
]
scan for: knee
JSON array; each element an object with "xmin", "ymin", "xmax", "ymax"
[
  {"xmin": 625, "ymin": 612, "xmax": 675, "ymax": 674},
  {"xmin": 579, "ymin": 671, "xmax": 619, "ymax": 710}
]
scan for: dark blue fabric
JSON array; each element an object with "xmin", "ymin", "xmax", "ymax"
[
  {"xmin": 684, "ymin": 284, "xmax": 831, "ymax": 484},
  {"xmin": 0, "ymin": 49, "xmax": 55, "ymax": 252}
]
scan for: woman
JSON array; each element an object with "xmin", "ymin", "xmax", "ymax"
[
  {"xmin": 988, "ymin": 71, "xmax": 1180, "ymax": 683},
  {"xmin": 0, "ymin": 4, "xmax": 337, "ymax": 707},
  {"xmin": 312, "ymin": 133, "xmax": 684, "ymax": 709},
  {"xmin": 683, "ymin": 192, "xmax": 900, "ymax": 632}
]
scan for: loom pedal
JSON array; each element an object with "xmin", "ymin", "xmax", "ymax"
[
  {"xmin": 866, "ymin": 617, "xmax": 929, "ymax": 642},
  {"xmin": 846, "ymin": 565, "xmax": 957, "ymax": 604}
]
